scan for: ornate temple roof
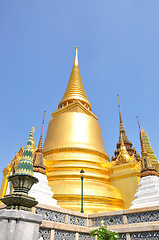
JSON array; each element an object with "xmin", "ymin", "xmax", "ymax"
[
  {"xmin": 114, "ymin": 134, "xmax": 130, "ymax": 165},
  {"xmin": 15, "ymin": 127, "xmax": 34, "ymax": 176},
  {"xmin": 141, "ymin": 128, "xmax": 158, "ymax": 165},
  {"xmin": 112, "ymin": 95, "xmax": 141, "ymax": 162},
  {"xmin": 58, "ymin": 47, "xmax": 92, "ymax": 111},
  {"xmin": 33, "ymin": 112, "xmax": 46, "ymax": 174}
]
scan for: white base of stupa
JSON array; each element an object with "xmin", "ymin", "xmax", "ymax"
[
  {"xmin": 130, "ymin": 175, "xmax": 159, "ymax": 209},
  {"xmin": 29, "ymin": 172, "xmax": 60, "ymax": 207}
]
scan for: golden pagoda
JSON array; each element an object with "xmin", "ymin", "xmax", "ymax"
[
  {"xmin": 0, "ymin": 47, "xmax": 143, "ymax": 213},
  {"xmin": 43, "ymin": 47, "xmax": 123, "ymax": 213}
]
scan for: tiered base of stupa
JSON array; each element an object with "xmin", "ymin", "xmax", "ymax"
[
  {"xmin": 130, "ymin": 175, "xmax": 159, "ymax": 209},
  {"xmin": 29, "ymin": 172, "xmax": 59, "ymax": 207}
]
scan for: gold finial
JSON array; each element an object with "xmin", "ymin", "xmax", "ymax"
[
  {"xmin": 120, "ymin": 133, "xmax": 124, "ymax": 147},
  {"xmin": 120, "ymin": 133, "xmax": 128, "ymax": 155},
  {"xmin": 137, "ymin": 116, "xmax": 141, "ymax": 132},
  {"xmin": 114, "ymin": 133, "xmax": 130, "ymax": 165},
  {"xmin": 58, "ymin": 47, "xmax": 92, "ymax": 110},
  {"xmin": 37, "ymin": 111, "xmax": 46, "ymax": 152},
  {"xmin": 117, "ymin": 94, "xmax": 128, "ymax": 143},
  {"xmin": 117, "ymin": 94, "xmax": 122, "ymax": 123},
  {"xmin": 74, "ymin": 47, "xmax": 79, "ymax": 66}
]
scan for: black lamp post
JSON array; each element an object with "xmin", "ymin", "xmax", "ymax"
[{"xmin": 80, "ymin": 169, "xmax": 85, "ymax": 213}]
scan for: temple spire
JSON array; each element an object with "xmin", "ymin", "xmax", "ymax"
[
  {"xmin": 137, "ymin": 116, "xmax": 150, "ymax": 160},
  {"xmin": 37, "ymin": 111, "xmax": 46, "ymax": 152},
  {"xmin": 58, "ymin": 47, "xmax": 92, "ymax": 111},
  {"xmin": 117, "ymin": 94, "xmax": 128, "ymax": 142},
  {"xmin": 33, "ymin": 111, "xmax": 46, "ymax": 174},
  {"xmin": 141, "ymin": 128, "xmax": 158, "ymax": 165},
  {"xmin": 137, "ymin": 116, "xmax": 158, "ymax": 177},
  {"xmin": 112, "ymin": 97, "xmax": 141, "ymax": 162},
  {"xmin": 15, "ymin": 127, "xmax": 35, "ymax": 176}
]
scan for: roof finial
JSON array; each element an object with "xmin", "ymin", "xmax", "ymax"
[
  {"xmin": 33, "ymin": 111, "xmax": 46, "ymax": 174},
  {"xmin": 137, "ymin": 116, "xmax": 147, "ymax": 157},
  {"xmin": 137, "ymin": 116, "xmax": 145, "ymax": 156},
  {"xmin": 117, "ymin": 94, "xmax": 128, "ymax": 143},
  {"xmin": 117, "ymin": 94, "xmax": 122, "ymax": 124},
  {"xmin": 137, "ymin": 116, "xmax": 141, "ymax": 132},
  {"xmin": 120, "ymin": 133, "xmax": 129, "ymax": 155},
  {"xmin": 74, "ymin": 47, "xmax": 79, "ymax": 66},
  {"xmin": 37, "ymin": 111, "xmax": 46, "ymax": 152},
  {"xmin": 58, "ymin": 47, "xmax": 92, "ymax": 110},
  {"xmin": 120, "ymin": 133, "xmax": 124, "ymax": 147}
]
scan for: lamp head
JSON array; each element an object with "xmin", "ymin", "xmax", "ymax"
[{"xmin": 80, "ymin": 169, "xmax": 85, "ymax": 177}]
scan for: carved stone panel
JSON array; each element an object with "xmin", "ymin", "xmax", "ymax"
[
  {"xmin": 54, "ymin": 230, "xmax": 75, "ymax": 240},
  {"xmin": 91, "ymin": 215, "xmax": 123, "ymax": 226},
  {"xmin": 119, "ymin": 233, "xmax": 126, "ymax": 240},
  {"xmin": 130, "ymin": 231, "xmax": 159, "ymax": 239},
  {"xmin": 78, "ymin": 233, "xmax": 95, "ymax": 240},
  {"xmin": 127, "ymin": 211, "xmax": 159, "ymax": 224},
  {"xmin": 36, "ymin": 208, "xmax": 66, "ymax": 223},
  {"xmin": 68, "ymin": 215, "xmax": 87, "ymax": 226},
  {"xmin": 39, "ymin": 228, "xmax": 50, "ymax": 240}
]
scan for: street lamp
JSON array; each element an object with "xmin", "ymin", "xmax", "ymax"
[{"xmin": 80, "ymin": 169, "xmax": 85, "ymax": 213}]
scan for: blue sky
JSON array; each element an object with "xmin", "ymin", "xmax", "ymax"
[{"xmin": 1, "ymin": 1, "xmax": 159, "ymax": 185}]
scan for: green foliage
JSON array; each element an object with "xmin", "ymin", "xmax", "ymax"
[{"xmin": 90, "ymin": 226, "xmax": 119, "ymax": 240}]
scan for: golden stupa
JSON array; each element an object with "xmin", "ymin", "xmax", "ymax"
[
  {"xmin": 43, "ymin": 47, "xmax": 123, "ymax": 213},
  {"xmin": 0, "ymin": 47, "xmax": 144, "ymax": 213}
]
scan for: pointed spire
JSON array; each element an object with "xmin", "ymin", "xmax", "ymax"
[
  {"xmin": 74, "ymin": 47, "xmax": 79, "ymax": 66},
  {"xmin": 137, "ymin": 116, "xmax": 158, "ymax": 177},
  {"xmin": 117, "ymin": 94, "xmax": 129, "ymax": 143},
  {"xmin": 112, "ymin": 97, "xmax": 140, "ymax": 162},
  {"xmin": 36, "ymin": 111, "xmax": 46, "ymax": 152},
  {"xmin": 137, "ymin": 116, "xmax": 149, "ymax": 160},
  {"xmin": 15, "ymin": 127, "xmax": 34, "ymax": 176},
  {"xmin": 33, "ymin": 111, "xmax": 46, "ymax": 174},
  {"xmin": 140, "ymin": 131, "xmax": 150, "ymax": 162},
  {"xmin": 58, "ymin": 47, "xmax": 92, "ymax": 111},
  {"xmin": 141, "ymin": 128, "xmax": 158, "ymax": 164}
]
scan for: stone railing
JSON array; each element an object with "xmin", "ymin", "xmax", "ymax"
[
  {"xmin": 33, "ymin": 204, "xmax": 91, "ymax": 240},
  {"xmin": 34, "ymin": 204, "xmax": 159, "ymax": 240}
]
